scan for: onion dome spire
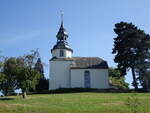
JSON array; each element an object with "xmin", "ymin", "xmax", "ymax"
[
  {"xmin": 56, "ymin": 11, "xmax": 68, "ymax": 42},
  {"xmin": 51, "ymin": 11, "xmax": 73, "ymax": 54}
]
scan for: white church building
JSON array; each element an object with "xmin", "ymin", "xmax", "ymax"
[{"xmin": 49, "ymin": 18, "xmax": 109, "ymax": 90}]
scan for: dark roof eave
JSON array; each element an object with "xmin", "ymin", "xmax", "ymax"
[
  {"xmin": 51, "ymin": 48, "xmax": 73, "ymax": 53},
  {"xmin": 70, "ymin": 67, "xmax": 108, "ymax": 69},
  {"xmin": 50, "ymin": 57, "xmax": 74, "ymax": 61}
]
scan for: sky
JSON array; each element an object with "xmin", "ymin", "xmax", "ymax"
[{"xmin": 0, "ymin": 0, "xmax": 150, "ymax": 87}]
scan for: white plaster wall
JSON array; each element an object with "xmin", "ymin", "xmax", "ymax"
[
  {"xmin": 52, "ymin": 49, "xmax": 72, "ymax": 58},
  {"xmin": 71, "ymin": 69, "xmax": 109, "ymax": 89},
  {"xmin": 49, "ymin": 60, "xmax": 72, "ymax": 90},
  {"xmin": 51, "ymin": 49, "xmax": 58, "ymax": 57},
  {"xmin": 66, "ymin": 50, "xmax": 72, "ymax": 58}
]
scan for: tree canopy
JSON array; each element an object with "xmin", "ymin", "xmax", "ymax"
[
  {"xmin": 0, "ymin": 50, "xmax": 45, "ymax": 98},
  {"xmin": 15, "ymin": 50, "xmax": 42, "ymax": 98},
  {"xmin": 113, "ymin": 22, "xmax": 150, "ymax": 91},
  {"xmin": 2, "ymin": 57, "xmax": 17, "ymax": 95},
  {"xmin": 34, "ymin": 58, "xmax": 49, "ymax": 92},
  {"xmin": 109, "ymin": 67, "xmax": 129, "ymax": 90}
]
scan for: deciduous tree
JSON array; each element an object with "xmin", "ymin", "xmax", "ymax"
[
  {"xmin": 16, "ymin": 50, "xmax": 41, "ymax": 98},
  {"xmin": 109, "ymin": 67, "xmax": 129, "ymax": 89},
  {"xmin": 2, "ymin": 57, "xmax": 17, "ymax": 95}
]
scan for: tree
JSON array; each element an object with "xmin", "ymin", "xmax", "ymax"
[
  {"xmin": 109, "ymin": 67, "xmax": 129, "ymax": 89},
  {"xmin": 0, "ymin": 60, "xmax": 6, "ymax": 91},
  {"xmin": 0, "ymin": 61, "xmax": 3, "ymax": 68},
  {"xmin": 135, "ymin": 34, "xmax": 150, "ymax": 91},
  {"xmin": 0, "ymin": 74, "xmax": 5, "ymax": 87},
  {"xmin": 34, "ymin": 58, "xmax": 49, "ymax": 92},
  {"xmin": 16, "ymin": 50, "xmax": 42, "ymax": 98},
  {"xmin": 1, "ymin": 57, "xmax": 17, "ymax": 95},
  {"xmin": 34, "ymin": 58, "xmax": 44, "ymax": 74},
  {"xmin": 0, "ymin": 55, "xmax": 6, "ymax": 94},
  {"xmin": 112, "ymin": 22, "xmax": 148, "ymax": 90},
  {"xmin": 0, "ymin": 57, "xmax": 4, "ymax": 84}
]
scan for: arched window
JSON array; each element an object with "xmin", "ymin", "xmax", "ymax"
[
  {"xmin": 84, "ymin": 71, "xmax": 91, "ymax": 88},
  {"xmin": 60, "ymin": 50, "xmax": 64, "ymax": 57}
]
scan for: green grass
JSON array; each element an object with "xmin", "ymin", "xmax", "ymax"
[{"xmin": 0, "ymin": 93, "xmax": 150, "ymax": 113}]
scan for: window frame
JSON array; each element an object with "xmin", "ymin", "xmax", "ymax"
[
  {"xmin": 84, "ymin": 70, "xmax": 91, "ymax": 88},
  {"xmin": 60, "ymin": 50, "xmax": 64, "ymax": 57}
]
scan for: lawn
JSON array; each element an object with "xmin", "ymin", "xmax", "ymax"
[{"xmin": 0, "ymin": 93, "xmax": 149, "ymax": 113}]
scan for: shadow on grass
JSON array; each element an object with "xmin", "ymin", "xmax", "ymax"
[
  {"xmin": 0, "ymin": 97, "xmax": 14, "ymax": 101},
  {"xmin": 31, "ymin": 88, "xmax": 140, "ymax": 95}
]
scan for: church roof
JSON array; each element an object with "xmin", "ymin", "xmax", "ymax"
[
  {"xmin": 56, "ymin": 21, "xmax": 68, "ymax": 41},
  {"xmin": 50, "ymin": 57, "xmax": 108, "ymax": 69},
  {"xmin": 51, "ymin": 41, "xmax": 73, "ymax": 52},
  {"xmin": 71, "ymin": 57, "xmax": 108, "ymax": 69}
]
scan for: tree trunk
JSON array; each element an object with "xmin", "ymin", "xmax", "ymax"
[
  {"xmin": 4, "ymin": 89, "xmax": 8, "ymax": 96},
  {"xmin": 22, "ymin": 91, "xmax": 27, "ymax": 99},
  {"xmin": 131, "ymin": 67, "xmax": 138, "ymax": 90}
]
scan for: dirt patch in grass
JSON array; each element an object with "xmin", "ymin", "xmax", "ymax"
[
  {"xmin": 0, "ymin": 103, "xmax": 26, "ymax": 110},
  {"xmin": 102, "ymin": 101, "xmax": 124, "ymax": 106}
]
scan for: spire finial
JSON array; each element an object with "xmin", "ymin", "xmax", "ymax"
[
  {"xmin": 56, "ymin": 10, "xmax": 68, "ymax": 42},
  {"xmin": 60, "ymin": 10, "xmax": 64, "ymax": 25}
]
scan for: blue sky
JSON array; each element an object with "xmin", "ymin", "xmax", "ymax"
[{"xmin": 0, "ymin": 0, "xmax": 150, "ymax": 87}]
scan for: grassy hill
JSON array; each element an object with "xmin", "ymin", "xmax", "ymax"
[{"xmin": 0, "ymin": 93, "xmax": 150, "ymax": 113}]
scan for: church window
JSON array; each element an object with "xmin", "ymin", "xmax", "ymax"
[
  {"xmin": 60, "ymin": 50, "xmax": 64, "ymax": 57},
  {"xmin": 84, "ymin": 71, "xmax": 91, "ymax": 88},
  {"xmin": 85, "ymin": 71, "xmax": 90, "ymax": 76}
]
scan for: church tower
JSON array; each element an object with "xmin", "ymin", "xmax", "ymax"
[
  {"xmin": 49, "ymin": 13, "xmax": 73, "ymax": 90},
  {"xmin": 51, "ymin": 13, "xmax": 73, "ymax": 58}
]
